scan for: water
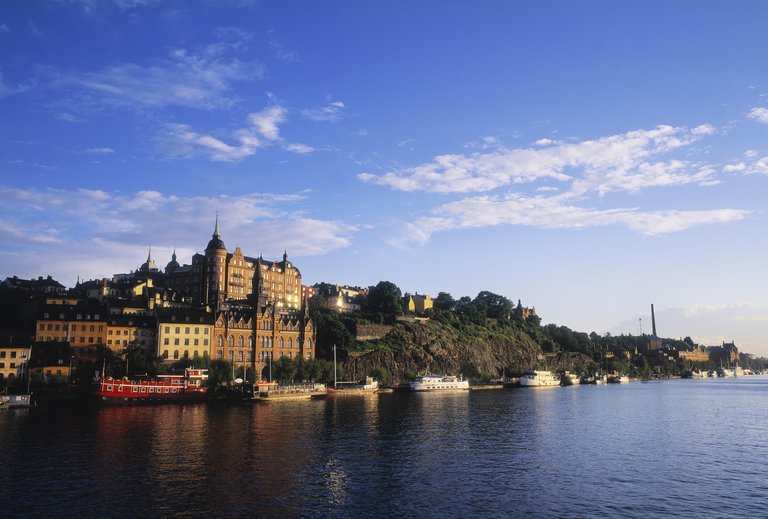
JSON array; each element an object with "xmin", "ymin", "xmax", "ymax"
[{"xmin": 3, "ymin": 377, "xmax": 768, "ymax": 517}]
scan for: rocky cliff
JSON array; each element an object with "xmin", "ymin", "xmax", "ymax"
[{"xmin": 340, "ymin": 319, "xmax": 552, "ymax": 383}]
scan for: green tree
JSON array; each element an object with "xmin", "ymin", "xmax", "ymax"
[
  {"xmin": 366, "ymin": 281, "xmax": 403, "ymax": 317},
  {"xmin": 474, "ymin": 291, "xmax": 513, "ymax": 320},
  {"xmin": 433, "ymin": 292, "xmax": 456, "ymax": 311}
]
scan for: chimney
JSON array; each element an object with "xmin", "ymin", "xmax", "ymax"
[{"xmin": 651, "ymin": 304, "xmax": 657, "ymax": 337}]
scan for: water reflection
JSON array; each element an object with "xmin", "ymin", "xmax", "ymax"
[{"xmin": 3, "ymin": 380, "xmax": 768, "ymax": 516}]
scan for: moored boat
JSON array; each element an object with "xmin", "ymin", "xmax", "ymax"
[
  {"xmin": 0, "ymin": 394, "xmax": 30, "ymax": 408},
  {"xmin": 519, "ymin": 370, "xmax": 559, "ymax": 387},
  {"xmin": 607, "ymin": 373, "xmax": 630, "ymax": 384},
  {"xmin": 560, "ymin": 372, "xmax": 581, "ymax": 386},
  {"xmin": 327, "ymin": 376, "xmax": 379, "ymax": 394},
  {"xmin": 90, "ymin": 368, "xmax": 208, "ymax": 404},
  {"xmin": 410, "ymin": 374, "xmax": 470, "ymax": 391}
]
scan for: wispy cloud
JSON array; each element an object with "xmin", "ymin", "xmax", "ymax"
[
  {"xmin": 83, "ymin": 147, "xmax": 115, "ymax": 155},
  {"xmin": 55, "ymin": 36, "xmax": 262, "ymax": 113},
  {"xmin": 398, "ymin": 194, "xmax": 748, "ymax": 245},
  {"xmin": 747, "ymin": 107, "xmax": 768, "ymax": 124},
  {"xmin": 360, "ymin": 125, "xmax": 717, "ymax": 195},
  {"xmin": 158, "ymin": 101, "xmax": 315, "ymax": 161},
  {"xmin": 268, "ymin": 37, "xmax": 301, "ymax": 63},
  {"xmin": 301, "ymin": 100, "xmax": 346, "ymax": 122},
  {"xmin": 0, "ymin": 186, "xmax": 360, "ymax": 284}
]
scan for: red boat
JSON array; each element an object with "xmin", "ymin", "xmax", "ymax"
[{"xmin": 90, "ymin": 368, "xmax": 209, "ymax": 404}]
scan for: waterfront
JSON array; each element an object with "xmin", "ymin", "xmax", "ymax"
[{"xmin": 3, "ymin": 377, "xmax": 768, "ymax": 517}]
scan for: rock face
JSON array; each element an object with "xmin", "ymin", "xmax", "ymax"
[{"xmin": 341, "ymin": 319, "xmax": 544, "ymax": 383}]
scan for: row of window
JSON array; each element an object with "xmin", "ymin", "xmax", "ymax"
[
  {"xmin": 42, "ymin": 313, "xmax": 101, "ymax": 320},
  {"xmin": 163, "ymin": 338, "xmax": 209, "ymax": 347},
  {"xmin": 39, "ymin": 323, "xmax": 104, "ymax": 332},
  {"xmin": 0, "ymin": 351, "xmax": 25, "ymax": 359},
  {"xmin": 162, "ymin": 326, "xmax": 210, "ymax": 335}
]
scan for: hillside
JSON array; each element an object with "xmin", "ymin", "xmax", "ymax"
[{"xmin": 338, "ymin": 318, "xmax": 595, "ymax": 383}]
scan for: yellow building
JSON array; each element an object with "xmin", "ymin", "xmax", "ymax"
[
  {"xmin": 106, "ymin": 315, "xmax": 156, "ymax": 354},
  {"xmin": 403, "ymin": 293, "xmax": 433, "ymax": 317},
  {"xmin": 36, "ymin": 304, "xmax": 108, "ymax": 348},
  {"xmin": 156, "ymin": 308, "xmax": 214, "ymax": 363},
  {"xmin": 0, "ymin": 345, "xmax": 31, "ymax": 384}
]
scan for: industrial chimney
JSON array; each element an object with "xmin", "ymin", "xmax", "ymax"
[{"xmin": 651, "ymin": 304, "xmax": 657, "ymax": 337}]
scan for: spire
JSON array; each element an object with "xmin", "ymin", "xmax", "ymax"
[
  {"xmin": 172, "ymin": 246, "xmax": 177, "ymax": 261},
  {"xmin": 147, "ymin": 246, "xmax": 152, "ymax": 262},
  {"xmin": 213, "ymin": 212, "xmax": 220, "ymax": 238}
]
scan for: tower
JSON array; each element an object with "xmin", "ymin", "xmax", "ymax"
[
  {"xmin": 204, "ymin": 213, "xmax": 228, "ymax": 306},
  {"xmin": 651, "ymin": 304, "xmax": 657, "ymax": 337}
]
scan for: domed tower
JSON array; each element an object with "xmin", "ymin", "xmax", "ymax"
[
  {"xmin": 204, "ymin": 213, "xmax": 228, "ymax": 306},
  {"xmin": 165, "ymin": 247, "xmax": 180, "ymax": 274}
]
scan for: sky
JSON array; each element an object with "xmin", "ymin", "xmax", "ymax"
[{"xmin": 1, "ymin": 0, "xmax": 768, "ymax": 354}]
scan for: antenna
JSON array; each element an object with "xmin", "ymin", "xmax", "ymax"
[{"xmin": 639, "ymin": 317, "xmax": 643, "ymax": 335}]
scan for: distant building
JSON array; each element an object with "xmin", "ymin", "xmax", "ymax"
[
  {"xmin": 514, "ymin": 299, "xmax": 537, "ymax": 321},
  {"xmin": 710, "ymin": 341, "xmax": 739, "ymax": 365},
  {"xmin": 313, "ymin": 283, "xmax": 365, "ymax": 313},
  {"xmin": 403, "ymin": 293, "xmax": 433, "ymax": 317},
  {"xmin": 3, "ymin": 275, "xmax": 66, "ymax": 296},
  {"xmin": 0, "ymin": 341, "xmax": 31, "ymax": 384}
]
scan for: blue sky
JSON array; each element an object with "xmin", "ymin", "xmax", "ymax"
[{"xmin": 2, "ymin": 1, "xmax": 768, "ymax": 354}]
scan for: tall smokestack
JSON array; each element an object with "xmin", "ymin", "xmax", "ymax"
[{"xmin": 651, "ymin": 304, "xmax": 657, "ymax": 337}]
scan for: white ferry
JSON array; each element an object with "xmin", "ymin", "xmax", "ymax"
[
  {"xmin": 519, "ymin": 370, "xmax": 559, "ymax": 387},
  {"xmin": 410, "ymin": 374, "xmax": 470, "ymax": 392}
]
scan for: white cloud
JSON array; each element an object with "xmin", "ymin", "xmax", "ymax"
[
  {"xmin": 398, "ymin": 194, "xmax": 748, "ymax": 245},
  {"xmin": 248, "ymin": 104, "xmax": 285, "ymax": 141},
  {"xmin": 723, "ymin": 156, "xmax": 768, "ymax": 175},
  {"xmin": 283, "ymin": 143, "xmax": 315, "ymax": 154},
  {"xmin": 360, "ymin": 125, "xmax": 716, "ymax": 195},
  {"xmin": 268, "ymin": 38, "xmax": 301, "ymax": 63},
  {"xmin": 0, "ymin": 186, "xmax": 360, "ymax": 285},
  {"xmin": 84, "ymin": 147, "xmax": 115, "ymax": 155},
  {"xmin": 301, "ymin": 100, "xmax": 346, "ymax": 122},
  {"xmin": 57, "ymin": 37, "xmax": 262, "ymax": 112},
  {"xmin": 159, "ymin": 100, "xmax": 316, "ymax": 161},
  {"xmin": 747, "ymin": 107, "xmax": 768, "ymax": 124}
]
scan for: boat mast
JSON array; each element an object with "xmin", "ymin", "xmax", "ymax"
[{"xmin": 333, "ymin": 344, "xmax": 337, "ymax": 389}]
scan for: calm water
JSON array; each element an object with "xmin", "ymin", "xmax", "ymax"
[{"xmin": 3, "ymin": 377, "xmax": 768, "ymax": 517}]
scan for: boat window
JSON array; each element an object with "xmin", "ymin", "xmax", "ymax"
[
  {"xmin": 132, "ymin": 387, "xmax": 138, "ymax": 393},
  {"xmin": 141, "ymin": 387, "xmax": 147, "ymax": 393},
  {"xmin": 107, "ymin": 385, "xmax": 113, "ymax": 391}
]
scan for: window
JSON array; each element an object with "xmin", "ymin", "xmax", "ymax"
[
  {"xmin": 175, "ymin": 327, "xmax": 180, "ymax": 334},
  {"xmin": 184, "ymin": 338, "xmax": 189, "ymax": 346},
  {"xmin": 279, "ymin": 337, "xmax": 284, "ymax": 349},
  {"xmin": 217, "ymin": 336, "xmax": 223, "ymax": 348},
  {"xmin": 204, "ymin": 339, "xmax": 208, "ymax": 346},
  {"xmin": 237, "ymin": 336, "xmax": 243, "ymax": 348},
  {"xmin": 174, "ymin": 338, "xmax": 179, "ymax": 346},
  {"xmin": 173, "ymin": 350, "xmax": 179, "ymax": 360},
  {"xmin": 162, "ymin": 350, "xmax": 169, "ymax": 359},
  {"xmin": 164, "ymin": 338, "xmax": 169, "ymax": 345},
  {"xmin": 194, "ymin": 339, "xmax": 199, "ymax": 346},
  {"xmin": 194, "ymin": 327, "xmax": 199, "ymax": 334},
  {"xmin": 165, "ymin": 326, "xmax": 170, "ymax": 333},
  {"xmin": 185, "ymin": 327, "xmax": 190, "ymax": 334},
  {"xmin": 228, "ymin": 336, "xmax": 234, "ymax": 348}
]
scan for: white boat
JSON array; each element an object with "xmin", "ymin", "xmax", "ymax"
[
  {"xmin": 519, "ymin": 370, "xmax": 559, "ymax": 387},
  {"xmin": 608, "ymin": 375, "xmax": 630, "ymax": 384},
  {"xmin": 410, "ymin": 374, "xmax": 470, "ymax": 391},
  {"xmin": 328, "ymin": 377, "xmax": 379, "ymax": 394},
  {"xmin": 560, "ymin": 372, "xmax": 581, "ymax": 386},
  {"xmin": 717, "ymin": 366, "xmax": 735, "ymax": 377}
]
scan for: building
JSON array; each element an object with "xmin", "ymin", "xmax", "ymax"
[
  {"xmin": 403, "ymin": 293, "xmax": 433, "ymax": 317},
  {"xmin": 35, "ymin": 302, "xmax": 108, "ymax": 348},
  {"xmin": 156, "ymin": 308, "xmax": 214, "ymax": 363},
  {"xmin": 0, "ymin": 341, "xmax": 31, "ymax": 385},
  {"xmin": 106, "ymin": 314, "xmax": 156, "ymax": 354},
  {"xmin": 313, "ymin": 283, "xmax": 365, "ymax": 313},
  {"xmin": 2, "ymin": 275, "xmax": 66, "ymax": 296}
]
